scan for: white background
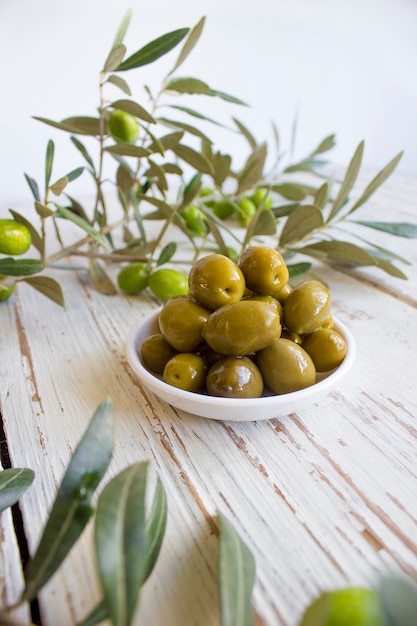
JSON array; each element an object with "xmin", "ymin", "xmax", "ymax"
[{"xmin": 1, "ymin": 0, "xmax": 416, "ymax": 209}]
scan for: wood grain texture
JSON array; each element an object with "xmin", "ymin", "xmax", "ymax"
[{"xmin": 0, "ymin": 173, "xmax": 416, "ymax": 625}]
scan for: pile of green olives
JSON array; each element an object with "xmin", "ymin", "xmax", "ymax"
[{"xmin": 140, "ymin": 245, "xmax": 347, "ymax": 399}]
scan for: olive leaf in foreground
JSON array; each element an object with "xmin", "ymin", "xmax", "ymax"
[
  {"xmin": 0, "ymin": 468, "xmax": 35, "ymax": 513},
  {"xmin": 218, "ymin": 510, "xmax": 256, "ymax": 626},
  {"xmin": 93, "ymin": 462, "xmax": 167, "ymax": 626},
  {"xmin": 379, "ymin": 575, "xmax": 417, "ymax": 625},
  {"xmin": 22, "ymin": 398, "xmax": 115, "ymax": 601}
]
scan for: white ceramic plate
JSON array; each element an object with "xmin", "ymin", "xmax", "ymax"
[{"xmin": 126, "ymin": 307, "xmax": 356, "ymax": 422}]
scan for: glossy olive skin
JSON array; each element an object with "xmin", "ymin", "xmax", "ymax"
[
  {"xmin": 302, "ymin": 328, "xmax": 347, "ymax": 372},
  {"xmin": 159, "ymin": 296, "xmax": 210, "ymax": 352},
  {"xmin": 257, "ymin": 338, "xmax": 316, "ymax": 394},
  {"xmin": 283, "ymin": 280, "xmax": 331, "ymax": 335},
  {"xmin": 163, "ymin": 353, "xmax": 206, "ymax": 392},
  {"xmin": 238, "ymin": 246, "xmax": 289, "ymax": 296},
  {"xmin": 202, "ymin": 299, "xmax": 282, "ymax": 356},
  {"xmin": 244, "ymin": 295, "xmax": 283, "ymax": 320},
  {"xmin": 140, "ymin": 333, "xmax": 178, "ymax": 375},
  {"xmin": 206, "ymin": 356, "xmax": 264, "ymax": 398},
  {"xmin": 188, "ymin": 253, "xmax": 245, "ymax": 310}
]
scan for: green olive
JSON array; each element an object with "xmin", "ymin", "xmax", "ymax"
[
  {"xmin": 273, "ymin": 282, "xmax": 293, "ymax": 304},
  {"xmin": 238, "ymin": 245, "xmax": 289, "ymax": 296},
  {"xmin": 236, "ymin": 197, "xmax": 256, "ymax": 226},
  {"xmin": 117, "ymin": 262, "xmax": 149, "ymax": 295},
  {"xmin": 206, "ymin": 356, "xmax": 264, "ymax": 398},
  {"xmin": 181, "ymin": 205, "xmax": 207, "ymax": 235},
  {"xmin": 158, "ymin": 296, "xmax": 210, "ymax": 352},
  {"xmin": 250, "ymin": 188, "xmax": 273, "ymax": 210},
  {"xmin": 283, "ymin": 280, "xmax": 331, "ymax": 335},
  {"xmin": 108, "ymin": 109, "xmax": 139, "ymax": 144},
  {"xmin": 302, "ymin": 328, "xmax": 347, "ymax": 372},
  {"xmin": 210, "ymin": 200, "xmax": 235, "ymax": 220},
  {"xmin": 148, "ymin": 268, "xmax": 189, "ymax": 301},
  {"xmin": 0, "ymin": 282, "xmax": 15, "ymax": 302},
  {"xmin": 257, "ymin": 338, "xmax": 316, "ymax": 394},
  {"xmin": 163, "ymin": 353, "xmax": 206, "ymax": 392},
  {"xmin": 202, "ymin": 299, "xmax": 282, "ymax": 356},
  {"xmin": 243, "ymin": 294, "xmax": 283, "ymax": 319},
  {"xmin": 280, "ymin": 329, "xmax": 303, "ymax": 344},
  {"xmin": 140, "ymin": 333, "xmax": 178, "ymax": 375},
  {"xmin": 188, "ymin": 253, "xmax": 245, "ymax": 310}
]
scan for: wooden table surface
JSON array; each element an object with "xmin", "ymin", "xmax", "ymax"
[{"xmin": 1, "ymin": 172, "xmax": 417, "ymax": 626}]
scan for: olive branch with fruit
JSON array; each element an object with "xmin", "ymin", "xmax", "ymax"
[{"xmin": 1, "ymin": 11, "xmax": 416, "ymax": 308}]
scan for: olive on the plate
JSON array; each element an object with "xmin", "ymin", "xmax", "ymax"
[
  {"xmin": 188, "ymin": 253, "xmax": 245, "ymax": 310},
  {"xmin": 163, "ymin": 353, "xmax": 206, "ymax": 392},
  {"xmin": 202, "ymin": 299, "xmax": 282, "ymax": 356},
  {"xmin": 283, "ymin": 280, "xmax": 331, "ymax": 335},
  {"xmin": 159, "ymin": 296, "xmax": 210, "ymax": 352},
  {"xmin": 140, "ymin": 333, "xmax": 178, "ymax": 375},
  {"xmin": 302, "ymin": 328, "xmax": 347, "ymax": 372},
  {"xmin": 206, "ymin": 356, "xmax": 264, "ymax": 398},
  {"xmin": 257, "ymin": 338, "xmax": 316, "ymax": 394},
  {"xmin": 238, "ymin": 245, "xmax": 289, "ymax": 296}
]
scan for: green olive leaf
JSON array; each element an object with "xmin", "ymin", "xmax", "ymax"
[
  {"xmin": 77, "ymin": 601, "xmax": 108, "ymax": 626},
  {"xmin": 104, "ymin": 44, "xmax": 127, "ymax": 73},
  {"xmin": 88, "ymin": 259, "xmax": 117, "ymax": 295},
  {"xmin": 20, "ymin": 276, "xmax": 66, "ymax": 308},
  {"xmin": 379, "ymin": 575, "xmax": 417, "ymax": 625},
  {"xmin": 143, "ymin": 159, "xmax": 168, "ymax": 191},
  {"xmin": 116, "ymin": 28, "xmax": 190, "ymax": 72},
  {"xmin": 163, "ymin": 77, "xmax": 210, "ymax": 95},
  {"xmin": 45, "ymin": 140, "xmax": 54, "ymax": 191},
  {"xmin": 309, "ymin": 133, "xmax": 336, "ymax": 156},
  {"xmin": 54, "ymin": 205, "xmax": 109, "ymax": 248},
  {"xmin": 314, "ymin": 182, "xmax": 329, "ymax": 210},
  {"xmin": 106, "ymin": 74, "xmax": 132, "ymax": 96},
  {"xmin": 180, "ymin": 172, "xmax": 202, "ymax": 208},
  {"xmin": 35, "ymin": 201, "xmax": 54, "ymax": 218},
  {"xmin": 161, "ymin": 163, "xmax": 183, "ymax": 175},
  {"xmin": 157, "ymin": 117, "xmax": 212, "ymax": 143},
  {"xmin": 66, "ymin": 166, "xmax": 85, "ymax": 183},
  {"xmin": 150, "ymin": 131, "xmax": 184, "ymax": 152},
  {"xmin": 167, "ymin": 16, "xmax": 205, "ymax": 77},
  {"xmin": 110, "ymin": 9, "xmax": 132, "ymax": 51},
  {"xmin": 371, "ymin": 258, "xmax": 407, "ymax": 279},
  {"xmin": 109, "ymin": 99, "xmax": 155, "ymax": 124},
  {"xmin": 0, "ymin": 258, "xmax": 44, "ymax": 277},
  {"xmin": 172, "ymin": 144, "xmax": 214, "ymax": 175},
  {"xmin": 348, "ymin": 151, "xmax": 404, "ymax": 215},
  {"xmin": 252, "ymin": 209, "xmax": 277, "ymax": 237},
  {"xmin": 213, "ymin": 152, "xmax": 232, "ymax": 187},
  {"xmin": 327, "ymin": 140, "xmax": 364, "ymax": 222},
  {"xmin": 22, "ymin": 398, "xmax": 115, "ymax": 601},
  {"xmin": 0, "ymin": 468, "xmax": 35, "ymax": 513},
  {"xmin": 218, "ymin": 511, "xmax": 256, "ymax": 626},
  {"xmin": 236, "ymin": 143, "xmax": 267, "ymax": 194},
  {"xmin": 70, "ymin": 136, "xmax": 96, "ymax": 172},
  {"xmin": 167, "ymin": 104, "xmax": 229, "ymax": 129},
  {"xmin": 8, "ymin": 209, "xmax": 44, "ymax": 254},
  {"xmin": 33, "ymin": 116, "xmax": 102, "ymax": 136},
  {"xmin": 50, "ymin": 176, "xmax": 69, "ymax": 196},
  {"xmin": 271, "ymin": 182, "xmax": 308, "ymax": 201},
  {"xmin": 207, "ymin": 89, "xmax": 249, "ymax": 106},
  {"xmin": 157, "ymin": 242, "xmax": 177, "ymax": 266},
  {"xmin": 287, "ymin": 262, "xmax": 312, "ymax": 279},
  {"xmin": 64, "ymin": 195, "xmax": 90, "ymax": 223},
  {"xmin": 297, "ymin": 240, "xmax": 378, "ymax": 266},
  {"xmin": 350, "ymin": 220, "xmax": 417, "ymax": 238},
  {"xmin": 105, "ymin": 144, "xmax": 151, "ymax": 158},
  {"xmin": 24, "ymin": 173, "xmax": 41, "ymax": 202},
  {"xmin": 279, "ymin": 204, "xmax": 324, "ymax": 246},
  {"xmin": 233, "ymin": 118, "xmax": 257, "ymax": 149},
  {"xmin": 95, "ymin": 462, "xmax": 150, "ymax": 626}
]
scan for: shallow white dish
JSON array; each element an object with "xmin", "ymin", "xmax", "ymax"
[{"xmin": 126, "ymin": 307, "xmax": 356, "ymax": 422}]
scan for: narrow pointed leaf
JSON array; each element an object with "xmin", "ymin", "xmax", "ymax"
[
  {"xmin": 314, "ymin": 182, "xmax": 329, "ymax": 210},
  {"xmin": 77, "ymin": 601, "xmax": 108, "ymax": 626},
  {"xmin": 252, "ymin": 209, "xmax": 277, "ymax": 237},
  {"xmin": 218, "ymin": 511, "xmax": 256, "ymax": 626},
  {"xmin": 167, "ymin": 104, "xmax": 228, "ymax": 128},
  {"xmin": 104, "ymin": 45, "xmax": 127, "ymax": 73},
  {"xmin": 327, "ymin": 141, "xmax": 364, "ymax": 221},
  {"xmin": 310, "ymin": 133, "xmax": 336, "ymax": 156},
  {"xmin": 351, "ymin": 220, "xmax": 417, "ymax": 238},
  {"xmin": 142, "ymin": 476, "xmax": 167, "ymax": 582},
  {"xmin": 110, "ymin": 99, "xmax": 155, "ymax": 124},
  {"xmin": 88, "ymin": 259, "xmax": 116, "ymax": 295},
  {"xmin": 66, "ymin": 167, "xmax": 84, "ymax": 183},
  {"xmin": 208, "ymin": 90, "xmax": 249, "ymax": 106},
  {"xmin": 62, "ymin": 117, "xmax": 102, "ymax": 136},
  {"xmin": 373, "ymin": 258, "xmax": 407, "ymax": 279},
  {"xmin": 106, "ymin": 74, "xmax": 132, "ymax": 96},
  {"xmin": 0, "ymin": 258, "xmax": 44, "ymax": 277},
  {"xmin": 65, "ymin": 195, "xmax": 90, "ymax": 223},
  {"xmin": 151, "ymin": 131, "xmax": 184, "ymax": 151},
  {"xmin": 95, "ymin": 462, "xmax": 150, "ymax": 626},
  {"xmin": 158, "ymin": 117, "xmax": 212, "ymax": 143},
  {"xmin": 23, "ymin": 398, "xmax": 115, "ymax": 601},
  {"xmin": 348, "ymin": 151, "xmax": 403, "ymax": 214},
  {"xmin": 50, "ymin": 176, "xmax": 68, "ymax": 196},
  {"xmin": 0, "ymin": 468, "xmax": 35, "ymax": 513},
  {"xmin": 298, "ymin": 240, "xmax": 378, "ymax": 266},
  {"xmin": 24, "ymin": 173, "xmax": 41, "ymax": 202},
  {"xmin": 8, "ymin": 210, "xmax": 44, "ymax": 253},
  {"xmin": 21, "ymin": 276, "xmax": 65, "ymax": 308},
  {"xmin": 279, "ymin": 204, "xmax": 323, "ymax": 246},
  {"xmin": 213, "ymin": 152, "xmax": 232, "ymax": 187},
  {"xmin": 111, "ymin": 9, "xmax": 132, "ymax": 50},
  {"xmin": 54, "ymin": 205, "xmax": 109, "ymax": 248},
  {"xmin": 287, "ymin": 262, "xmax": 312, "ymax": 279},
  {"xmin": 172, "ymin": 144, "xmax": 214, "ymax": 175},
  {"xmin": 70, "ymin": 136, "xmax": 96, "ymax": 171},
  {"xmin": 45, "ymin": 140, "xmax": 54, "ymax": 191},
  {"xmin": 164, "ymin": 77, "xmax": 210, "ymax": 95},
  {"xmin": 105, "ymin": 144, "xmax": 151, "ymax": 157},
  {"xmin": 233, "ymin": 118, "xmax": 257, "ymax": 149},
  {"xmin": 271, "ymin": 182, "xmax": 308, "ymax": 201},
  {"xmin": 34, "ymin": 201, "xmax": 54, "ymax": 218},
  {"xmin": 181, "ymin": 172, "xmax": 202, "ymax": 208},
  {"xmin": 157, "ymin": 242, "xmax": 177, "ymax": 266},
  {"xmin": 162, "ymin": 163, "xmax": 182, "ymax": 175},
  {"xmin": 236, "ymin": 143, "xmax": 267, "ymax": 194},
  {"xmin": 116, "ymin": 28, "xmax": 189, "ymax": 71},
  {"xmin": 168, "ymin": 16, "xmax": 205, "ymax": 76}
]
